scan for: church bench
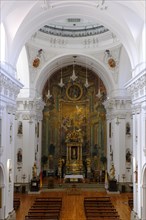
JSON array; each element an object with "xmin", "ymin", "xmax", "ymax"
[
  {"xmin": 13, "ymin": 198, "xmax": 21, "ymax": 210},
  {"xmin": 34, "ymin": 200, "xmax": 62, "ymax": 204},
  {"xmin": 32, "ymin": 202, "xmax": 61, "ymax": 205},
  {"xmin": 85, "ymin": 209, "xmax": 117, "ymax": 213},
  {"xmin": 84, "ymin": 197, "xmax": 111, "ymax": 201},
  {"xmin": 34, "ymin": 201, "xmax": 62, "ymax": 204},
  {"xmin": 33, "ymin": 202, "xmax": 62, "ymax": 207},
  {"xmin": 86, "ymin": 217, "xmax": 120, "ymax": 220},
  {"xmin": 84, "ymin": 207, "xmax": 116, "ymax": 211},
  {"xmin": 84, "ymin": 203, "xmax": 114, "ymax": 207},
  {"xmin": 128, "ymin": 196, "xmax": 133, "ymax": 210},
  {"xmin": 27, "ymin": 212, "xmax": 59, "ymax": 218},
  {"xmin": 25, "ymin": 216, "xmax": 59, "ymax": 220},
  {"xmin": 35, "ymin": 197, "xmax": 62, "ymax": 201},
  {"xmin": 29, "ymin": 208, "xmax": 60, "ymax": 213},
  {"xmin": 31, "ymin": 205, "xmax": 61, "ymax": 209},
  {"xmin": 86, "ymin": 213, "xmax": 119, "ymax": 219},
  {"xmin": 85, "ymin": 210, "xmax": 117, "ymax": 216}
]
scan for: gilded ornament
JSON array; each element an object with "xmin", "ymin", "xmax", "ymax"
[{"xmin": 108, "ymin": 58, "xmax": 116, "ymax": 68}]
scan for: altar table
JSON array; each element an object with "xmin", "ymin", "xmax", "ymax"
[{"xmin": 64, "ymin": 174, "xmax": 84, "ymax": 182}]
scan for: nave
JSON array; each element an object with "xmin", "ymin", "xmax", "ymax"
[{"xmin": 15, "ymin": 189, "xmax": 132, "ymax": 220}]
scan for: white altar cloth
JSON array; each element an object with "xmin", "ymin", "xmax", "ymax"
[{"xmin": 64, "ymin": 174, "xmax": 84, "ymax": 182}]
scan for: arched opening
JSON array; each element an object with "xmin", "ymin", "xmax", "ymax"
[{"xmin": 41, "ymin": 63, "xmax": 107, "ymax": 180}]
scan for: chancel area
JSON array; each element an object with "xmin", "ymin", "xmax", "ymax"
[
  {"xmin": 42, "ymin": 67, "xmax": 107, "ymax": 182},
  {"xmin": 0, "ymin": 1, "xmax": 146, "ymax": 220}
]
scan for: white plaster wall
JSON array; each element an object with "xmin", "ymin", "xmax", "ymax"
[{"xmin": 0, "ymin": 64, "xmax": 22, "ymax": 219}]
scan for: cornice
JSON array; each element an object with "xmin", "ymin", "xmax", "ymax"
[
  {"xmin": 104, "ymin": 98, "xmax": 131, "ymax": 110},
  {"xmin": 125, "ymin": 68, "xmax": 146, "ymax": 101},
  {"xmin": 6, "ymin": 104, "xmax": 16, "ymax": 114},
  {"xmin": 0, "ymin": 71, "xmax": 23, "ymax": 100},
  {"xmin": 16, "ymin": 98, "xmax": 45, "ymax": 121},
  {"xmin": 131, "ymin": 104, "xmax": 142, "ymax": 114}
]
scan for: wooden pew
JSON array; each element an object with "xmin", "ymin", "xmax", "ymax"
[
  {"xmin": 86, "ymin": 212, "xmax": 119, "ymax": 218},
  {"xmin": 31, "ymin": 205, "xmax": 61, "ymax": 209},
  {"xmin": 87, "ymin": 217, "xmax": 120, "ymax": 220},
  {"xmin": 84, "ymin": 196, "xmax": 120, "ymax": 220},
  {"xmin": 13, "ymin": 198, "xmax": 21, "ymax": 210},
  {"xmin": 84, "ymin": 196, "xmax": 111, "ymax": 201},
  {"xmin": 25, "ymin": 197, "xmax": 62, "ymax": 220},
  {"xmin": 35, "ymin": 197, "xmax": 62, "ymax": 201},
  {"xmin": 25, "ymin": 215, "xmax": 59, "ymax": 220},
  {"xmin": 128, "ymin": 196, "xmax": 133, "ymax": 210},
  {"xmin": 28, "ymin": 209, "xmax": 61, "ymax": 214}
]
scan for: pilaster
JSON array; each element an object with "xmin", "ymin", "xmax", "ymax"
[
  {"xmin": 104, "ymin": 96, "xmax": 132, "ymax": 184},
  {"xmin": 125, "ymin": 68, "xmax": 146, "ymax": 220},
  {"xmin": 15, "ymin": 97, "xmax": 45, "ymax": 185}
]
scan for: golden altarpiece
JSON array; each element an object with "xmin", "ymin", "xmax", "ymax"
[
  {"xmin": 42, "ymin": 65, "xmax": 107, "ymax": 177},
  {"xmin": 65, "ymin": 130, "xmax": 83, "ymax": 174}
]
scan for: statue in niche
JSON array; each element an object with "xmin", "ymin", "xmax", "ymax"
[
  {"xmin": 17, "ymin": 121, "xmax": 22, "ymax": 135},
  {"xmin": 92, "ymin": 144, "xmax": 98, "ymax": 157},
  {"xmin": 92, "ymin": 155, "xmax": 99, "ymax": 171},
  {"xmin": 48, "ymin": 143, "xmax": 55, "ymax": 156},
  {"xmin": 126, "ymin": 122, "xmax": 131, "ymax": 135},
  {"xmin": 71, "ymin": 147, "xmax": 77, "ymax": 160},
  {"xmin": 126, "ymin": 149, "xmax": 131, "ymax": 163},
  {"xmin": 109, "ymin": 163, "xmax": 115, "ymax": 180},
  {"xmin": 17, "ymin": 149, "xmax": 22, "ymax": 163},
  {"xmin": 48, "ymin": 155, "xmax": 54, "ymax": 171},
  {"xmin": 32, "ymin": 163, "xmax": 37, "ymax": 179}
]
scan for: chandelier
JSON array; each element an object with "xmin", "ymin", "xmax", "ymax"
[
  {"xmin": 58, "ymin": 61, "xmax": 65, "ymax": 88},
  {"xmin": 96, "ymin": 77, "xmax": 102, "ymax": 99},
  {"xmin": 84, "ymin": 58, "xmax": 89, "ymax": 88},
  {"xmin": 70, "ymin": 56, "xmax": 78, "ymax": 81},
  {"xmin": 46, "ymin": 80, "xmax": 52, "ymax": 99},
  {"xmin": 46, "ymin": 89, "xmax": 52, "ymax": 99}
]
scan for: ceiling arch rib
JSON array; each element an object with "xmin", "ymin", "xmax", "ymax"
[
  {"xmin": 8, "ymin": 1, "xmax": 139, "ymax": 69},
  {"xmin": 35, "ymin": 54, "xmax": 115, "ymax": 98}
]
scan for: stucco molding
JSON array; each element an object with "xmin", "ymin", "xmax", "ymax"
[
  {"xmin": 125, "ymin": 69, "xmax": 146, "ymax": 101},
  {"xmin": 0, "ymin": 71, "xmax": 23, "ymax": 100}
]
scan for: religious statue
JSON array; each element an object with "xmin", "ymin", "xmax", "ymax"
[
  {"xmin": 109, "ymin": 163, "xmax": 115, "ymax": 180},
  {"xmin": 32, "ymin": 163, "xmax": 37, "ymax": 179},
  {"xmin": 86, "ymin": 157, "xmax": 91, "ymax": 172},
  {"xmin": 17, "ymin": 149, "xmax": 22, "ymax": 163},
  {"xmin": 71, "ymin": 148, "xmax": 77, "ymax": 160},
  {"xmin": 126, "ymin": 150, "xmax": 131, "ymax": 163},
  {"xmin": 17, "ymin": 121, "xmax": 22, "ymax": 135}
]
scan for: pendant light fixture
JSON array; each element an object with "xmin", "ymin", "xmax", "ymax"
[
  {"xmin": 96, "ymin": 76, "xmax": 102, "ymax": 98},
  {"xmin": 70, "ymin": 56, "xmax": 78, "ymax": 81},
  {"xmin": 84, "ymin": 57, "xmax": 89, "ymax": 88},
  {"xmin": 58, "ymin": 60, "xmax": 65, "ymax": 88},
  {"xmin": 46, "ymin": 80, "xmax": 52, "ymax": 99}
]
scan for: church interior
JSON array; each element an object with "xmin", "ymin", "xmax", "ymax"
[{"xmin": 0, "ymin": 1, "xmax": 146, "ymax": 220}]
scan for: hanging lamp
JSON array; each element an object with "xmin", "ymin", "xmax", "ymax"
[{"xmin": 70, "ymin": 56, "xmax": 78, "ymax": 81}]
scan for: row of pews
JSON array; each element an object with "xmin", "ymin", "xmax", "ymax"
[
  {"xmin": 84, "ymin": 196, "xmax": 120, "ymax": 220},
  {"xmin": 25, "ymin": 197, "xmax": 62, "ymax": 220},
  {"xmin": 13, "ymin": 197, "xmax": 21, "ymax": 211},
  {"xmin": 128, "ymin": 196, "xmax": 133, "ymax": 210}
]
